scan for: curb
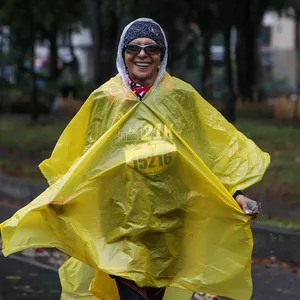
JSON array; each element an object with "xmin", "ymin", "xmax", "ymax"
[
  {"xmin": 0, "ymin": 173, "xmax": 299, "ymax": 264},
  {"xmin": 251, "ymin": 224, "xmax": 300, "ymax": 264},
  {"xmin": 0, "ymin": 173, "xmax": 47, "ymax": 202}
]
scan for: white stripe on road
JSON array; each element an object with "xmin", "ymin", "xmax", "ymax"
[
  {"xmin": 1, "ymin": 238, "xmax": 59, "ymax": 272},
  {"xmin": 7, "ymin": 254, "xmax": 59, "ymax": 272}
]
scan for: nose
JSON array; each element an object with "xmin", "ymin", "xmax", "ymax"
[{"xmin": 137, "ymin": 49, "xmax": 148, "ymax": 58}]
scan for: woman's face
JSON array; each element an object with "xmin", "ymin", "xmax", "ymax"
[{"xmin": 124, "ymin": 37, "xmax": 161, "ymax": 87}]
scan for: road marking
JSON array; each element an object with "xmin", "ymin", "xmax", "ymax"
[{"xmin": 6, "ymin": 254, "xmax": 58, "ymax": 272}]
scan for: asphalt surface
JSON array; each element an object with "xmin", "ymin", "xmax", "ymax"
[
  {"xmin": 1, "ymin": 200, "xmax": 300, "ymax": 299},
  {"xmin": 251, "ymin": 264, "xmax": 300, "ymax": 300},
  {"xmin": 0, "ymin": 254, "xmax": 61, "ymax": 300},
  {"xmin": 0, "ymin": 255, "xmax": 299, "ymax": 300}
]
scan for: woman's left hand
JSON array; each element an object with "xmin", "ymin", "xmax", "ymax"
[{"xmin": 235, "ymin": 194, "xmax": 259, "ymax": 217}]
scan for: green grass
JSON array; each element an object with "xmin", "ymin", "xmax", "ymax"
[
  {"xmin": 256, "ymin": 214, "xmax": 300, "ymax": 231},
  {"xmin": 0, "ymin": 116, "xmax": 66, "ymax": 154},
  {"xmin": 236, "ymin": 120, "xmax": 300, "ymax": 189},
  {"xmin": 0, "ymin": 115, "xmax": 67, "ymax": 179},
  {"xmin": 237, "ymin": 108, "xmax": 274, "ymax": 120}
]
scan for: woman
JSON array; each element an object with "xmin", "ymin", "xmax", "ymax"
[
  {"xmin": 1, "ymin": 18, "xmax": 270, "ymax": 300},
  {"xmin": 114, "ymin": 18, "xmax": 259, "ymax": 300}
]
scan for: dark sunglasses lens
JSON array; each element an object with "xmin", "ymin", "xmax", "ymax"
[
  {"xmin": 145, "ymin": 45, "xmax": 161, "ymax": 53},
  {"xmin": 126, "ymin": 45, "xmax": 141, "ymax": 53}
]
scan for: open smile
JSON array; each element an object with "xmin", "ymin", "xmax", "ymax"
[{"xmin": 134, "ymin": 62, "xmax": 151, "ymax": 67}]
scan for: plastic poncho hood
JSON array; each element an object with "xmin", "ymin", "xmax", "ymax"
[
  {"xmin": 1, "ymin": 19, "xmax": 270, "ymax": 300},
  {"xmin": 116, "ymin": 17, "xmax": 168, "ymax": 90}
]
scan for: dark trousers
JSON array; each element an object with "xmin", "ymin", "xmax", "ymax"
[{"xmin": 115, "ymin": 277, "xmax": 165, "ymax": 300}]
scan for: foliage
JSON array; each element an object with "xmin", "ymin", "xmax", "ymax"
[
  {"xmin": 1, "ymin": 0, "xmax": 299, "ymax": 118},
  {"xmin": 0, "ymin": 0, "xmax": 85, "ymax": 121},
  {"xmin": 0, "ymin": 0, "xmax": 83, "ymax": 41},
  {"xmin": 0, "ymin": 0, "xmax": 84, "ymax": 81}
]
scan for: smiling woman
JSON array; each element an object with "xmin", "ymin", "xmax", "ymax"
[
  {"xmin": 0, "ymin": 17, "xmax": 270, "ymax": 300},
  {"xmin": 118, "ymin": 19, "xmax": 168, "ymax": 101}
]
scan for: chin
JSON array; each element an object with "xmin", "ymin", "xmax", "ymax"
[
  {"xmin": 133, "ymin": 72, "xmax": 151, "ymax": 80},
  {"xmin": 136, "ymin": 74, "xmax": 150, "ymax": 80}
]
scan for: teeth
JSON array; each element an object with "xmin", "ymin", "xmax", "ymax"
[{"xmin": 136, "ymin": 63, "xmax": 150, "ymax": 66}]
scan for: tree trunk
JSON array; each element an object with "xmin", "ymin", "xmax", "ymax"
[
  {"xmin": 201, "ymin": 34, "xmax": 213, "ymax": 99},
  {"xmin": 30, "ymin": 33, "xmax": 39, "ymax": 122},
  {"xmin": 67, "ymin": 29, "xmax": 79, "ymax": 74},
  {"xmin": 97, "ymin": 11, "xmax": 119, "ymax": 86},
  {"xmin": 235, "ymin": 32, "xmax": 243, "ymax": 101},
  {"xmin": 0, "ymin": 28, "xmax": 3, "ymax": 80},
  {"xmin": 245, "ymin": 24, "xmax": 258, "ymax": 102},
  {"xmin": 235, "ymin": 0, "xmax": 268, "ymax": 102},
  {"xmin": 165, "ymin": 17, "xmax": 190, "ymax": 79},
  {"xmin": 223, "ymin": 27, "xmax": 236, "ymax": 122},
  {"xmin": 49, "ymin": 28, "xmax": 59, "ymax": 79},
  {"xmin": 84, "ymin": 0, "xmax": 119, "ymax": 88},
  {"xmin": 237, "ymin": 22, "xmax": 259, "ymax": 102},
  {"xmin": 172, "ymin": 56, "xmax": 188, "ymax": 80},
  {"xmin": 296, "ymin": 11, "xmax": 300, "ymax": 94}
]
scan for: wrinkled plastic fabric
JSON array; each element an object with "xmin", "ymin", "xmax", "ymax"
[
  {"xmin": 59, "ymin": 257, "xmax": 99, "ymax": 300},
  {"xmin": 0, "ymin": 73, "xmax": 270, "ymax": 300},
  {"xmin": 59, "ymin": 257, "xmax": 193, "ymax": 300}
]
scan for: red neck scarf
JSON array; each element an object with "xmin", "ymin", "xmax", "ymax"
[{"xmin": 126, "ymin": 72, "xmax": 151, "ymax": 100}]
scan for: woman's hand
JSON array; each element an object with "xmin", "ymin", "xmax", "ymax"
[{"xmin": 235, "ymin": 194, "xmax": 259, "ymax": 217}]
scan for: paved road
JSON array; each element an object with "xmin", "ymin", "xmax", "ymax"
[
  {"xmin": 251, "ymin": 264, "xmax": 300, "ymax": 300},
  {"xmin": 1, "ymin": 200, "xmax": 300, "ymax": 299},
  {"xmin": 0, "ymin": 255, "xmax": 299, "ymax": 300},
  {"xmin": 0, "ymin": 254, "xmax": 60, "ymax": 300}
]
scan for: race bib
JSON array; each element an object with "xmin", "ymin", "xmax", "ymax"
[{"xmin": 125, "ymin": 140, "xmax": 177, "ymax": 175}]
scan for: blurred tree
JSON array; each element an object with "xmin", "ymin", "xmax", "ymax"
[
  {"xmin": 83, "ymin": 0, "xmax": 120, "ymax": 88},
  {"xmin": 34, "ymin": 0, "xmax": 83, "ymax": 79},
  {"xmin": 216, "ymin": 0, "xmax": 239, "ymax": 122},
  {"xmin": 0, "ymin": 0, "xmax": 84, "ymax": 121},
  {"xmin": 83, "ymin": 0, "xmax": 297, "ymax": 119},
  {"xmin": 188, "ymin": 0, "xmax": 286, "ymax": 119},
  {"xmin": 82, "ymin": 0, "xmax": 267, "ymax": 119},
  {"xmin": 234, "ymin": 1, "xmax": 273, "ymax": 103},
  {"xmin": 82, "ymin": 0, "xmax": 296, "ymax": 116},
  {"xmin": 186, "ymin": 0, "xmax": 238, "ymax": 119},
  {"xmin": 187, "ymin": 1, "xmax": 221, "ymax": 99},
  {"xmin": 0, "ymin": 0, "xmax": 83, "ymax": 79}
]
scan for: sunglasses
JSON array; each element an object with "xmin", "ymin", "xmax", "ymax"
[{"xmin": 125, "ymin": 43, "xmax": 161, "ymax": 55}]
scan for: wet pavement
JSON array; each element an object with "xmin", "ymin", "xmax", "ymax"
[
  {"xmin": 1, "ymin": 255, "xmax": 299, "ymax": 300},
  {"xmin": 1, "ymin": 198, "xmax": 300, "ymax": 299},
  {"xmin": 0, "ymin": 253, "xmax": 60, "ymax": 300},
  {"xmin": 251, "ymin": 264, "xmax": 300, "ymax": 300}
]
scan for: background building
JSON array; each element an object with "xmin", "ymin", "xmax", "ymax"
[{"xmin": 262, "ymin": 12, "xmax": 298, "ymax": 92}]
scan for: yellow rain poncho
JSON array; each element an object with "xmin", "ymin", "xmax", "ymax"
[{"xmin": 1, "ymin": 18, "xmax": 270, "ymax": 300}]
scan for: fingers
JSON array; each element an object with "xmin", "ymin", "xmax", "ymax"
[
  {"xmin": 235, "ymin": 195, "xmax": 259, "ymax": 216},
  {"xmin": 246, "ymin": 200, "xmax": 259, "ymax": 215}
]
